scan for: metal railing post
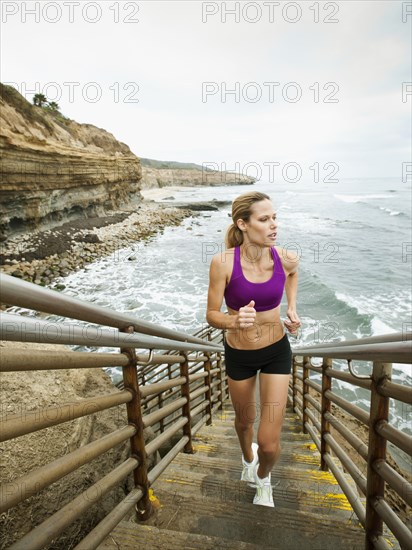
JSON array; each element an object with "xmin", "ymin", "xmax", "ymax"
[
  {"xmin": 120, "ymin": 326, "xmax": 153, "ymax": 520},
  {"xmin": 158, "ymin": 392, "xmax": 164, "ymax": 433},
  {"xmin": 364, "ymin": 361, "xmax": 392, "ymax": 549},
  {"xmin": 320, "ymin": 357, "xmax": 333, "ymax": 471},
  {"xmin": 216, "ymin": 351, "xmax": 224, "ymax": 410},
  {"xmin": 292, "ymin": 357, "xmax": 298, "ymax": 412},
  {"xmin": 204, "ymin": 351, "xmax": 213, "ymax": 425},
  {"xmin": 220, "ymin": 328, "xmax": 228, "ymax": 402},
  {"xmin": 180, "ymin": 351, "xmax": 194, "ymax": 453},
  {"xmin": 302, "ymin": 355, "xmax": 310, "ymax": 434}
]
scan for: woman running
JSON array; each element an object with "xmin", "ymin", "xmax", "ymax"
[{"xmin": 206, "ymin": 191, "xmax": 301, "ymax": 507}]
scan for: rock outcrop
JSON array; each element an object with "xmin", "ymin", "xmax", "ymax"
[
  {"xmin": 138, "ymin": 158, "xmax": 256, "ymax": 188},
  {"xmin": 140, "ymin": 166, "xmax": 255, "ymax": 189},
  {"xmin": 0, "ymin": 84, "xmax": 142, "ymax": 238}
]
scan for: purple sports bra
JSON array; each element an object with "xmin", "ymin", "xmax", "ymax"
[{"xmin": 224, "ymin": 246, "xmax": 286, "ymax": 312}]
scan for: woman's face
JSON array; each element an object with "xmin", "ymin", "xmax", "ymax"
[{"xmin": 238, "ymin": 199, "xmax": 278, "ymax": 247}]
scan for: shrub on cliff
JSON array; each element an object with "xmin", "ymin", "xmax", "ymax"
[{"xmin": 0, "ymin": 83, "xmax": 54, "ymax": 133}]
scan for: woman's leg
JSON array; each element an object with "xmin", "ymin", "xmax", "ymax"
[
  {"xmin": 227, "ymin": 375, "xmax": 257, "ymax": 463},
  {"xmin": 256, "ymin": 373, "xmax": 290, "ymax": 478}
]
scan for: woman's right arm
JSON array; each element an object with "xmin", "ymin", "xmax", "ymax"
[{"xmin": 206, "ymin": 254, "xmax": 238, "ymax": 330}]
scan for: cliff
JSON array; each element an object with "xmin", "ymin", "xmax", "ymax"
[
  {"xmin": 0, "ymin": 84, "xmax": 255, "ymax": 240},
  {"xmin": 140, "ymin": 158, "xmax": 255, "ymax": 188},
  {"xmin": 0, "ymin": 84, "xmax": 142, "ymax": 238}
]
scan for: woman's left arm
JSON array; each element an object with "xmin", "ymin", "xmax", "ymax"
[
  {"xmin": 285, "ymin": 270, "xmax": 298, "ymax": 312},
  {"xmin": 283, "ymin": 251, "xmax": 301, "ymax": 334}
]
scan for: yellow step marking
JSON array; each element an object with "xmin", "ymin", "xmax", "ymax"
[
  {"xmin": 162, "ymin": 477, "xmax": 194, "ymax": 487},
  {"xmin": 307, "ymin": 470, "xmax": 339, "ymax": 484},
  {"xmin": 148, "ymin": 488, "xmax": 162, "ymax": 509},
  {"xmin": 291, "ymin": 453, "xmax": 320, "ymax": 465},
  {"xmin": 192, "ymin": 443, "xmax": 219, "ymax": 453}
]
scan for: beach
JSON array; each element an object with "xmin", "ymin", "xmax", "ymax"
[{"xmin": 0, "ymin": 200, "xmax": 194, "ymax": 291}]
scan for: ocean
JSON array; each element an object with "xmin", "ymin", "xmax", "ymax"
[{"xmin": 9, "ymin": 177, "xmax": 412, "ymax": 466}]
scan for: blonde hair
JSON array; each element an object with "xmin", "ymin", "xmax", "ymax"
[{"xmin": 224, "ymin": 191, "xmax": 271, "ymax": 249}]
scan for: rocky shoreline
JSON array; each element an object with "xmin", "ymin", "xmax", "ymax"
[{"xmin": 0, "ymin": 201, "xmax": 195, "ymax": 293}]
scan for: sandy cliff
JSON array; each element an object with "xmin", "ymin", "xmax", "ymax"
[
  {"xmin": 0, "ymin": 84, "xmax": 142, "ymax": 238},
  {"xmin": 140, "ymin": 166, "xmax": 255, "ymax": 188},
  {"xmin": 0, "ymin": 84, "xmax": 255, "ymax": 240}
]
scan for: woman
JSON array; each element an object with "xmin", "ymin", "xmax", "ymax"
[{"xmin": 206, "ymin": 191, "xmax": 301, "ymax": 507}]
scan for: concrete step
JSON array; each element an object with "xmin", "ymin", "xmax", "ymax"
[
  {"xmin": 107, "ymin": 491, "xmax": 364, "ymax": 549},
  {"xmin": 155, "ymin": 462, "xmax": 357, "ymax": 519},
  {"xmin": 98, "ymin": 404, "xmax": 369, "ymax": 550},
  {"xmin": 98, "ymin": 522, "xmax": 271, "ymax": 550}
]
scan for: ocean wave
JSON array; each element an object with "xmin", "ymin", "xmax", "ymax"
[
  {"xmin": 335, "ymin": 291, "xmax": 411, "ymax": 332},
  {"xmin": 333, "ymin": 195, "xmax": 408, "ymax": 218},
  {"xmin": 334, "ymin": 193, "xmax": 393, "ymax": 203},
  {"xmin": 378, "ymin": 206, "xmax": 405, "ymax": 217}
]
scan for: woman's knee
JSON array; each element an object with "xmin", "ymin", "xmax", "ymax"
[
  {"xmin": 235, "ymin": 416, "xmax": 254, "ymax": 432},
  {"xmin": 257, "ymin": 438, "xmax": 281, "ymax": 456},
  {"xmin": 233, "ymin": 400, "xmax": 257, "ymax": 426}
]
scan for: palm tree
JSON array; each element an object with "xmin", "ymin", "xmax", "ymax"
[{"xmin": 33, "ymin": 93, "xmax": 47, "ymax": 107}]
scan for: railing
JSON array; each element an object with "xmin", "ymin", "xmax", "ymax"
[
  {"xmin": 0, "ymin": 273, "xmax": 227, "ymax": 549},
  {"xmin": 1, "ymin": 272, "xmax": 411, "ymax": 550},
  {"xmin": 289, "ymin": 333, "xmax": 412, "ymax": 550}
]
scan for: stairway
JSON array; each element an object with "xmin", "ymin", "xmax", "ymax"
[{"xmin": 97, "ymin": 401, "xmax": 370, "ymax": 549}]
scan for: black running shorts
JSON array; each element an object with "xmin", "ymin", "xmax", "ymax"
[{"xmin": 224, "ymin": 333, "xmax": 292, "ymax": 381}]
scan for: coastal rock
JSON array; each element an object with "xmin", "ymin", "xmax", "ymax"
[{"xmin": 0, "ymin": 204, "xmax": 194, "ymax": 288}]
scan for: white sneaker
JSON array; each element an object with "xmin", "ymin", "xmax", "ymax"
[
  {"xmin": 241, "ymin": 442, "xmax": 259, "ymax": 483},
  {"xmin": 253, "ymin": 471, "xmax": 275, "ymax": 507}
]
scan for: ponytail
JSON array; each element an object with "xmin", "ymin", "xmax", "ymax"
[{"xmin": 224, "ymin": 223, "xmax": 243, "ymax": 249}]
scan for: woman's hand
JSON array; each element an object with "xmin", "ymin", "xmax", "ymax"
[
  {"xmin": 237, "ymin": 300, "xmax": 256, "ymax": 329},
  {"xmin": 284, "ymin": 308, "xmax": 301, "ymax": 336}
]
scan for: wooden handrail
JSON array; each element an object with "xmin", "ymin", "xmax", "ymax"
[
  {"xmin": 0, "ymin": 390, "xmax": 133, "ymax": 442},
  {"xmin": 289, "ymin": 339, "xmax": 412, "ymax": 550},
  {"xmin": 2, "ymin": 271, "xmax": 410, "ymax": 549},
  {"xmin": 0, "ymin": 348, "xmax": 130, "ymax": 371},
  {"xmin": 0, "ymin": 312, "xmax": 222, "ymax": 353},
  {"xmin": 0, "ymin": 425, "xmax": 136, "ymax": 512},
  {"xmin": 8, "ymin": 458, "xmax": 138, "ymax": 550},
  {"xmin": 1, "ymin": 276, "xmax": 228, "ymax": 548},
  {"xmin": 0, "ymin": 272, "xmax": 217, "ymax": 348}
]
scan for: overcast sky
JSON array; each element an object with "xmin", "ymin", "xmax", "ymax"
[{"xmin": 1, "ymin": 0, "xmax": 411, "ymax": 180}]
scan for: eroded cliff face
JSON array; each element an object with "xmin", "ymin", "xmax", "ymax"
[
  {"xmin": 0, "ymin": 84, "xmax": 256, "ymax": 240},
  {"xmin": 140, "ymin": 166, "xmax": 255, "ymax": 188},
  {"xmin": 0, "ymin": 84, "xmax": 142, "ymax": 237}
]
